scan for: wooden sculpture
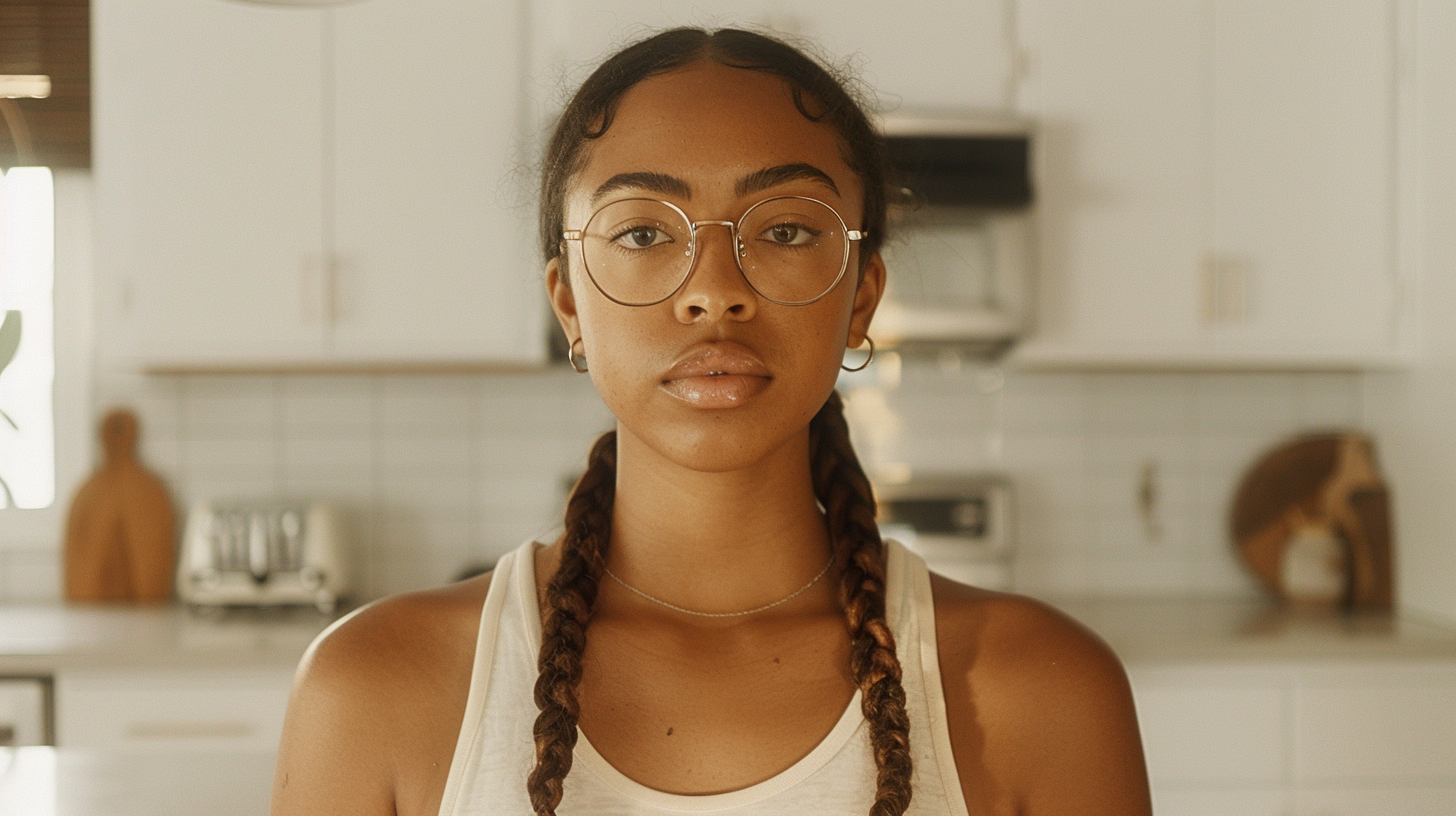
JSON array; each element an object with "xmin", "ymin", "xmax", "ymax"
[
  {"xmin": 1230, "ymin": 433, "xmax": 1393, "ymax": 608},
  {"xmin": 64, "ymin": 409, "xmax": 176, "ymax": 603}
]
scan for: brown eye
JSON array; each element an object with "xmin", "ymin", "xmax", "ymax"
[
  {"xmin": 612, "ymin": 225, "xmax": 673, "ymax": 249},
  {"xmin": 760, "ymin": 221, "xmax": 819, "ymax": 246}
]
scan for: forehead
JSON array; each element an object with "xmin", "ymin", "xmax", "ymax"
[{"xmin": 570, "ymin": 61, "xmax": 861, "ymax": 209}]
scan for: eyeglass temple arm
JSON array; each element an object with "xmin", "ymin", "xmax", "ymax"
[{"xmin": 563, "ymin": 230, "xmax": 583, "ymax": 240}]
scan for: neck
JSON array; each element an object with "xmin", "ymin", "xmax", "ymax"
[{"xmin": 605, "ymin": 422, "xmax": 833, "ymax": 616}]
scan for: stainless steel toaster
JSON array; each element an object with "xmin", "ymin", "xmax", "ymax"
[{"xmin": 178, "ymin": 502, "xmax": 351, "ymax": 612}]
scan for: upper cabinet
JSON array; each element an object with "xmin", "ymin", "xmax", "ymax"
[
  {"xmin": 1014, "ymin": 0, "xmax": 1405, "ymax": 368},
  {"xmin": 94, "ymin": 0, "xmax": 1407, "ymax": 371},
  {"xmin": 94, "ymin": 0, "xmax": 328, "ymax": 365},
  {"xmin": 94, "ymin": 0, "xmax": 546, "ymax": 370}
]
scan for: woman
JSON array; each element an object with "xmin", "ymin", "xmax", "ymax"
[{"xmin": 272, "ymin": 28, "xmax": 1151, "ymax": 816}]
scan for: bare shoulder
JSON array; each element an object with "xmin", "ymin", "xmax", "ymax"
[
  {"xmin": 930, "ymin": 575, "xmax": 1151, "ymax": 815},
  {"xmin": 301, "ymin": 571, "xmax": 491, "ymax": 689},
  {"xmin": 930, "ymin": 575, "xmax": 1127, "ymax": 691},
  {"xmin": 271, "ymin": 573, "xmax": 492, "ymax": 816}
]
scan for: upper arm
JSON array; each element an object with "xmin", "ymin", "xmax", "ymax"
[
  {"xmin": 934, "ymin": 580, "xmax": 1152, "ymax": 816},
  {"xmin": 271, "ymin": 608, "xmax": 399, "ymax": 816},
  {"xmin": 270, "ymin": 575, "xmax": 488, "ymax": 816}
]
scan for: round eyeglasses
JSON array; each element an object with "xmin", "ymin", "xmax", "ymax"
[{"xmin": 561, "ymin": 196, "xmax": 867, "ymax": 307}]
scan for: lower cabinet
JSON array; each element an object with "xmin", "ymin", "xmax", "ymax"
[
  {"xmin": 1130, "ymin": 662, "xmax": 1456, "ymax": 816},
  {"xmin": 56, "ymin": 667, "xmax": 296, "ymax": 753},
  {"xmin": 53, "ymin": 666, "xmax": 297, "ymax": 816}
]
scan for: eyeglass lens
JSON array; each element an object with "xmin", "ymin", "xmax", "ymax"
[{"xmin": 579, "ymin": 198, "xmax": 849, "ymax": 305}]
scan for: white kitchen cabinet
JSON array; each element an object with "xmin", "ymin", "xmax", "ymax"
[
  {"xmin": 55, "ymin": 667, "xmax": 296, "ymax": 753},
  {"xmin": 95, "ymin": 0, "xmax": 546, "ymax": 370},
  {"xmin": 530, "ymin": 0, "xmax": 1015, "ymax": 115},
  {"xmin": 93, "ymin": 0, "xmax": 328, "ymax": 366},
  {"xmin": 330, "ymin": 0, "xmax": 543, "ymax": 364},
  {"xmin": 1129, "ymin": 662, "xmax": 1456, "ymax": 816},
  {"xmin": 1015, "ymin": 0, "xmax": 1403, "ymax": 368}
]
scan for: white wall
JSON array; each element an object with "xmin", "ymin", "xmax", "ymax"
[{"xmin": 1363, "ymin": 0, "xmax": 1456, "ymax": 626}]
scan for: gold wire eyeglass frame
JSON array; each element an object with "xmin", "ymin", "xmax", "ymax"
[{"xmin": 561, "ymin": 195, "xmax": 868, "ymax": 307}]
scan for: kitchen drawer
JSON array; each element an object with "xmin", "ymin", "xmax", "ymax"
[
  {"xmin": 56, "ymin": 668, "xmax": 295, "ymax": 753},
  {"xmin": 1132, "ymin": 678, "xmax": 1286, "ymax": 784},
  {"xmin": 1150, "ymin": 786, "xmax": 1287, "ymax": 816},
  {"xmin": 0, "ymin": 676, "xmax": 51, "ymax": 746},
  {"xmin": 1294, "ymin": 669, "xmax": 1456, "ymax": 783},
  {"xmin": 1292, "ymin": 786, "xmax": 1456, "ymax": 816}
]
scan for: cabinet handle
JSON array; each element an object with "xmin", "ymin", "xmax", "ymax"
[
  {"xmin": 324, "ymin": 253, "xmax": 339, "ymax": 326},
  {"xmin": 1201, "ymin": 253, "xmax": 1252, "ymax": 324},
  {"xmin": 300, "ymin": 253, "xmax": 326, "ymax": 326},
  {"xmin": 124, "ymin": 721, "xmax": 255, "ymax": 740}
]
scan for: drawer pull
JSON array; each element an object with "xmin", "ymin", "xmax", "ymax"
[{"xmin": 124, "ymin": 721, "xmax": 256, "ymax": 740}]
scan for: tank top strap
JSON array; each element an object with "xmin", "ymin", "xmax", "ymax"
[
  {"xmin": 436, "ymin": 542, "xmax": 525, "ymax": 816},
  {"xmin": 885, "ymin": 539, "xmax": 972, "ymax": 816}
]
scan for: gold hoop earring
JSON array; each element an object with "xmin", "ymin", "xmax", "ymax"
[
  {"xmin": 841, "ymin": 336, "xmax": 875, "ymax": 372},
  {"xmin": 569, "ymin": 338, "xmax": 588, "ymax": 373}
]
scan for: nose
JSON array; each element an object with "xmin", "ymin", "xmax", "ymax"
[{"xmin": 672, "ymin": 222, "xmax": 758, "ymax": 325}]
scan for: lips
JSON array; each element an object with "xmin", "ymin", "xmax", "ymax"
[{"xmin": 661, "ymin": 342, "xmax": 772, "ymax": 408}]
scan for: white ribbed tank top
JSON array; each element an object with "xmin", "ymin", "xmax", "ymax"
[{"xmin": 436, "ymin": 538, "xmax": 970, "ymax": 816}]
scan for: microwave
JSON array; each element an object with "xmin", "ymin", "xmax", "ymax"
[{"xmin": 872, "ymin": 111, "xmax": 1034, "ymax": 356}]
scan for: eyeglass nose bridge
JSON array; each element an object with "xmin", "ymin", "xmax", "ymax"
[{"xmin": 685, "ymin": 220, "xmax": 747, "ymax": 262}]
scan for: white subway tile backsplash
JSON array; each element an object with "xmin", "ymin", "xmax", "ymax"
[
  {"xmin": 33, "ymin": 365, "xmax": 1363, "ymax": 602},
  {"xmin": 281, "ymin": 376, "xmax": 374, "ymax": 434},
  {"xmin": 1194, "ymin": 374, "xmax": 1302, "ymax": 434},
  {"xmin": 1089, "ymin": 373, "xmax": 1196, "ymax": 435},
  {"xmin": 181, "ymin": 376, "xmax": 280, "ymax": 434}
]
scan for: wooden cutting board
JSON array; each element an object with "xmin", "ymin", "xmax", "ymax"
[
  {"xmin": 1230, "ymin": 432, "xmax": 1393, "ymax": 608},
  {"xmin": 63, "ymin": 409, "xmax": 175, "ymax": 603}
]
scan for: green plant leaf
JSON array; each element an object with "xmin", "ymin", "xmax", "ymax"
[{"xmin": 0, "ymin": 310, "xmax": 20, "ymax": 376}]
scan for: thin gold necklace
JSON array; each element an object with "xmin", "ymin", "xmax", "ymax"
[{"xmin": 603, "ymin": 557, "xmax": 834, "ymax": 618}]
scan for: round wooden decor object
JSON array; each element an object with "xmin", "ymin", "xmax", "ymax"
[{"xmin": 1230, "ymin": 432, "xmax": 1393, "ymax": 608}]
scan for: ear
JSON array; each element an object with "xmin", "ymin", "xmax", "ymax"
[
  {"xmin": 846, "ymin": 251, "xmax": 886, "ymax": 349},
  {"xmin": 545, "ymin": 257, "xmax": 581, "ymax": 345}
]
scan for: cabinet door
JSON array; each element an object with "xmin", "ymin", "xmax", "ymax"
[
  {"xmin": 1017, "ymin": 0, "xmax": 1400, "ymax": 368},
  {"xmin": 56, "ymin": 667, "xmax": 296, "ymax": 752},
  {"xmin": 94, "ymin": 0, "xmax": 327, "ymax": 367},
  {"xmin": 1016, "ymin": 0, "xmax": 1209, "ymax": 362},
  {"xmin": 1208, "ymin": 0, "xmax": 1398, "ymax": 361},
  {"xmin": 331, "ymin": 0, "xmax": 546, "ymax": 365}
]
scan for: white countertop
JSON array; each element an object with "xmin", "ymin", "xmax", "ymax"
[
  {"xmin": 0, "ymin": 603, "xmax": 339, "ymax": 673},
  {"xmin": 1050, "ymin": 595, "xmax": 1456, "ymax": 664},
  {"xmin": 1, "ymin": 596, "xmax": 1454, "ymax": 675},
  {"xmin": 1, "ymin": 598, "xmax": 1454, "ymax": 816}
]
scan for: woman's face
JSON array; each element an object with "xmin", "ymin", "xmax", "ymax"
[{"xmin": 548, "ymin": 61, "xmax": 884, "ymax": 473}]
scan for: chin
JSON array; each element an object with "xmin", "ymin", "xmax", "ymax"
[{"xmin": 621, "ymin": 400, "xmax": 821, "ymax": 475}]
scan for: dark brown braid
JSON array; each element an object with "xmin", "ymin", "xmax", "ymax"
[
  {"xmin": 527, "ymin": 430, "xmax": 616, "ymax": 814},
  {"xmin": 810, "ymin": 390, "xmax": 914, "ymax": 815},
  {"xmin": 526, "ymin": 392, "xmax": 913, "ymax": 814}
]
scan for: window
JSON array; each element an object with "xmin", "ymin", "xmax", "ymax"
[{"xmin": 0, "ymin": 167, "xmax": 55, "ymax": 510}]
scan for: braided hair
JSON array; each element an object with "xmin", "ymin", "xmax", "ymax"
[{"xmin": 531, "ymin": 27, "xmax": 909, "ymax": 816}]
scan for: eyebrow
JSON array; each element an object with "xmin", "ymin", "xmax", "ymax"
[
  {"xmin": 589, "ymin": 163, "xmax": 841, "ymax": 206},
  {"xmin": 591, "ymin": 172, "xmax": 692, "ymax": 205},
  {"xmin": 735, "ymin": 163, "xmax": 840, "ymax": 198}
]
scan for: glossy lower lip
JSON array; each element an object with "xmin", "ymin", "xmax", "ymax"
[{"xmin": 660, "ymin": 374, "xmax": 770, "ymax": 408}]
